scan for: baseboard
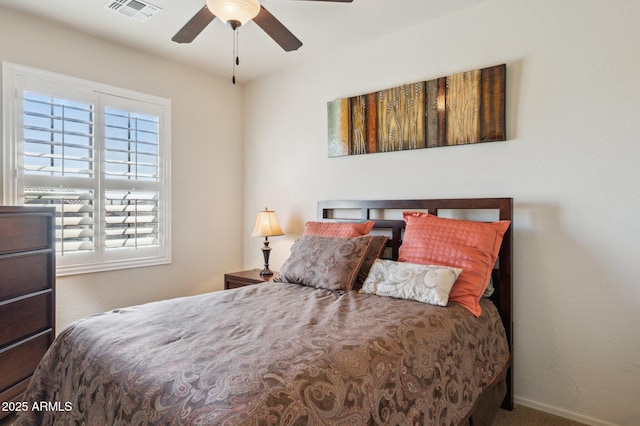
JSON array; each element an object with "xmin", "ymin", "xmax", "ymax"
[{"xmin": 514, "ymin": 396, "xmax": 619, "ymax": 426}]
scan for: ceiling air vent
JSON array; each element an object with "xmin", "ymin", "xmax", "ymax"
[{"xmin": 103, "ymin": 0, "xmax": 162, "ymax": 22}]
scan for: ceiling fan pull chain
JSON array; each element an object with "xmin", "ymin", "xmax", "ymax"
[
  {"xmin": 232, "ymin": 28, "xmax": 238, "ymax": 84},
  {"xmin": 236, "ymin": 28, "xmax": 240, "ymax": 66}
]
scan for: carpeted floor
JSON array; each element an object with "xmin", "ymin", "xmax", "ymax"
[{"xmin": 492, "ymin": 404, "xmax": 589, "ymax": 425}]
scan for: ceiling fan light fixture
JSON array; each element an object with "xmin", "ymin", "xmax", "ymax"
[{"xmin": 206, "ymin": 0, "xmax": 261, "ymax": 28}]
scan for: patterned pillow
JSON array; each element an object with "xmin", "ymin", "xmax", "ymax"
[
  {"xmin": 303, "ymin": 221, "xmax": 375, "ymax": 238},
  {"xmin": 276, "ymin": 235, "xmax": 374, "ymax": 291},
  {"xmin": 399, "ymin": 212, "xmax": 510, "ymax": 317},
  {"xmin": 360, "ymin": 259, "xmax": 462, "ymax": 306}
]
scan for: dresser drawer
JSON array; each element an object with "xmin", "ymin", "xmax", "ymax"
[
  {"xmin": 225, "ymin": 280, "xmax": 251, "ymax": 290},
  {"xmin": 224, "ymin": 270, "xmax": 278, "ymax": 290},
  {"xmin": 0, "ymin": 377, "xmax": 30, "ymax": 413},
  {"xmin": 0, "ymin": 331, "xmax": 52, "ymax": 391},
  {"xmin": 0, "ymin": 292, "xmax": 52, "ymax": 348},
  {"xmin": 0, "ymin": 252, "xmax": 53, "ymax": 301},
  {"xmin": 0, "ymin": 214, "xmax": 50, "ymax": 255}
]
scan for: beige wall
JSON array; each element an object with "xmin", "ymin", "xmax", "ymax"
[
  {"xmin": 0, "ymin": 8, "xmax": 245, "ymax": 328},
  {"xmin": 243, "ymin": 0, "xmax": 640, "ymax": 424}
]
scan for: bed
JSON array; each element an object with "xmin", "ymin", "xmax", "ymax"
[{"xmin": 16, "ymin": 198, "xmax": 513, "ymax": 425}]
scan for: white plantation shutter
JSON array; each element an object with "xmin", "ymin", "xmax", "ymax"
[
  {"xmin": 21, "ymin": 92, "xmax": 97, "ymax": 257},
  {"xmin": 2, "ymin": 63, "xmax": 171, "ymax": 275},
  {"xmin": 22, "ymin": 93, "xmax": 94, "ymax": 177},
  {"xmin": 25, "ymin": 187, "xmax": 95, "ymax": 254},
  {"xmin": 104, "ymin": 190, "xmax": 159, "ymax": 249},
  {"xmin": 99, "ymin": 94, "xmax": 167, "ymax": 268},
  {"xmin": 104, "ymin": 107, "xmax": 159, "ymax": 181},
  {"xmin": 103, "ymin": 105, "xmax": 161, "ymax": 251}
]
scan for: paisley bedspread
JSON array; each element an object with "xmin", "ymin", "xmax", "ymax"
[{"xmin": 16, "ymin": 282, "xmax": 509, "ymax": 425}]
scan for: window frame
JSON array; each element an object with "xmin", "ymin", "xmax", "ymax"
[{"xmin": 2, "ymin": 62, "xmax": 171, "ymax": 276}]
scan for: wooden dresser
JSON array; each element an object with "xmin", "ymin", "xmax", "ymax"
[{"xmin": 0, "ymin": 206, "xmax": 56, "ymax": 419}]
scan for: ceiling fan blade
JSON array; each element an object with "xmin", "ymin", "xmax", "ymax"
[
  {"xmin": 172, "ymin": 6, "xmax": 216, "ymax": 44},
  {"xmin": 253, "ymin": 6, "xmax": 303, "ymax": 52}
]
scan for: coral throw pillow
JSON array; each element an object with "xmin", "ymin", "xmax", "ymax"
[
  {"xmin": 303, "ymin": 221, "xmax": 375, "ymax": 238},
  {"xmin": 399, "ymin": 212, "xmax": 510, "ymax": 317}
]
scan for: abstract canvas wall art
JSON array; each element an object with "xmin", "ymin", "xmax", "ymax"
[{"xmin": 327, "ymin": 64, "xmax": 506, "ymax": 157}]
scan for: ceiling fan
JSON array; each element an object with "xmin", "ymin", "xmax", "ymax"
[{"xmin": 172, "ymin": 0, "xmax": 353, "ymax": 51}]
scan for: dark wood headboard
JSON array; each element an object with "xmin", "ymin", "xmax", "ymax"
[{"xmin": 318, "ymin": 197, "xmax": 513, "ymax": 410}]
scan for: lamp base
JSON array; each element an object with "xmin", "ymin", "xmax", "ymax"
[
  {"xmin": 259, "ymin": 267, "xmax": 274, "ymax": 276},
  {"xmin": 260, "ymin": 237, "xmax": 273, "ymax": 276}
]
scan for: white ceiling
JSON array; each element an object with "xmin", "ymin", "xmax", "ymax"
[{"xmin": 0, "ymin": 0, "xmax": 488, "ymax": 83}]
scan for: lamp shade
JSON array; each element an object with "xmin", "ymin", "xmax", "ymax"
[
  {"xmin": 206, "ymin": 0, "xmax": 261, "ymax": 27},
  {"xmin": 252, "ymin": 209, "xmax": 284, "ymax": 237}
]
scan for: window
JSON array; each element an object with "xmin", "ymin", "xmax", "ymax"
[{"xmin": 2, "ymin": 62, "xmax": 171, "ymax": 275}]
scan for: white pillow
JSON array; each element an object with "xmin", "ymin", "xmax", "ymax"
[{"xmin": 360, "ymin": 259, "xmax": 462, "ymax": 306}]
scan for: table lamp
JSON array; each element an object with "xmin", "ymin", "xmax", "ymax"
[{"xmin": 252, "ymin": 208, "xmax": 284, "ymax": 276}]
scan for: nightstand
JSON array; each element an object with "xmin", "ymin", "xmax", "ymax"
[{"xmin": 224, "ymin": 269, "xmax": 278, "ymax": 290}]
